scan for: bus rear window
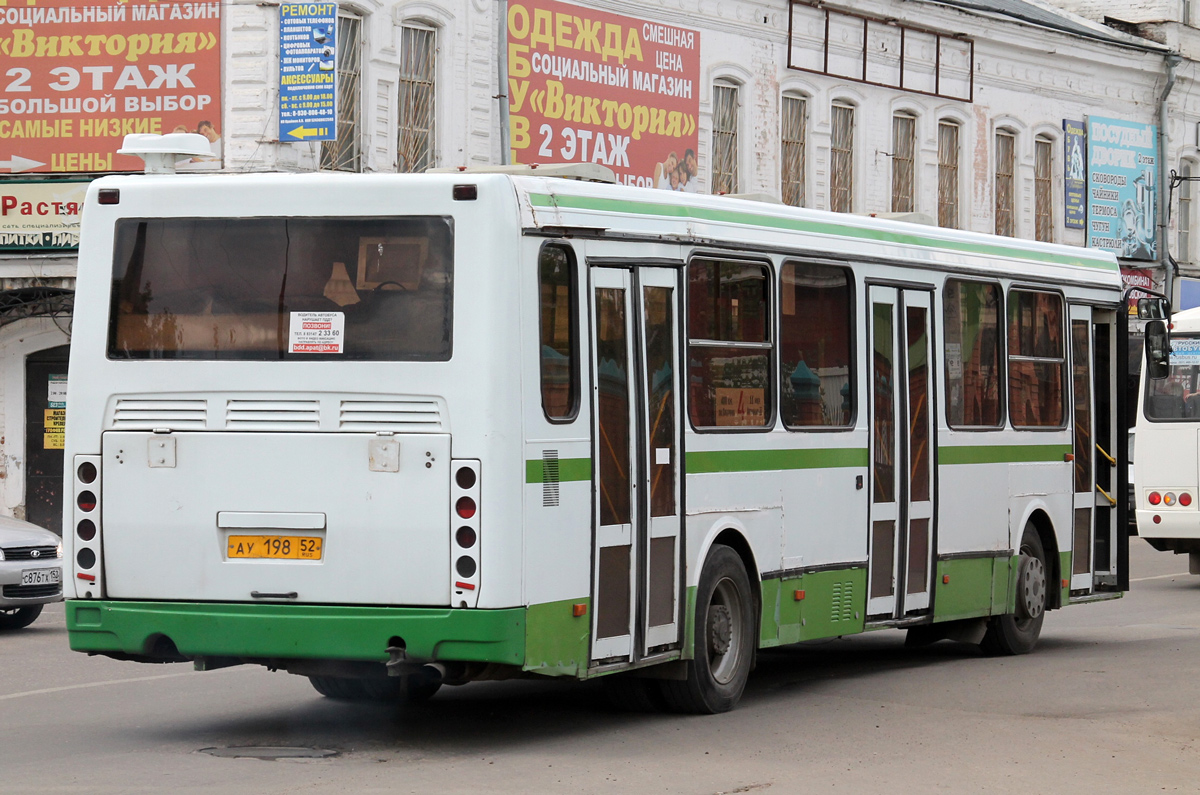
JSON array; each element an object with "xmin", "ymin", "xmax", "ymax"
[
  {"xmin": 1145, "ymin": 342, "xmax": 1200, "ymax": 421},
  {"xmin": 108, "ymin": 216, "xmax": 453, "ymax": 361}
]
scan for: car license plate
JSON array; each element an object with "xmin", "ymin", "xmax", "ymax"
[
  {"xmin": 21, "ymin": 568, "xmax": 61, "ymax": 586},
  {"xmin": 227, "ymin": 535, "xmax": 323, "ymax": 560}
]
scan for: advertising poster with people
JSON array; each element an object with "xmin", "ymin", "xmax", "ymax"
[
  {"xmin": 0, "ymin": 0, "xmax": 222, "ymax": 173},
  {"xmin": 1087, "ymin": 116, "xmax": 1157, "ymax": 261},
  {"xmin": 507, "ymin": 0, "xmax": 700, "ymax": 191}
]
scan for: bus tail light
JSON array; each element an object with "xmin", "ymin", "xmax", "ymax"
[
  {"xmin": 72, "ymin": 455, "xmax": 103, "ymax": 599},
  {"xmin": 1148, "ymin": 491, "xmax": 1162, "ymax": 505},
  {"xmin": 1181, "ymin": 492, "xmax": 1193, "ymax": 507},
  {"xmin": 1164, "ymin": 492, "xmax": 1177, "ymax": 506},
  {"xmin": 450, "ymin": 460, "xmax": 481, "ymax": 608}
]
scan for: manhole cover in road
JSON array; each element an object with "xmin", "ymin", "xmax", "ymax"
[{"xmin": 200, "ymin": 746, "xmax": 339, "ymax": 760}]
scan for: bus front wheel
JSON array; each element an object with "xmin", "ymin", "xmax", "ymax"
[
  {"xmin": 659, "ymin": 544, "xmax": 755, "ymax": 714},
  {"xmin": 981, "ymin": 526, "xmax": 1047, "ymax": 656}
]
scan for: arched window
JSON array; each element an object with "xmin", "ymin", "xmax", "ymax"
[
  {"xmin": 1034, "ymin": 135, "xmax": 1054, "ymax": 242},
  {"xmin": 938, "ymin": 119, "xmax": 961, "ymax": 228},
  {"xmin": 320, "ymin": 9, "xmax": 364, "ymax": 172},
  {"xmin": 711, "ymin": 81, "xmax": 740, "ymax": 194},
  {"xmin": 830, "ymin": 101, "xmax": 855, "ymax": 212},
  {"xmin": 891, "ymin": 111, "xmax": 916, "ymax": 213},
  {"xmin": 994, "ymin": 128, "xmax": 1016, "ymax": 236},
  {"xmin": 780, "ymin": 94, "xmax": 807, "ymax": 206},
  {"xmin": 398, "ymin": 22, "xmax": 437, "ymax": 173}
]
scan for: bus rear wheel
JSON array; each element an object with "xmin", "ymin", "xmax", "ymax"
[
  {"xmin": 981, "ymin": 526, "xmax": 1047, "ymax": 656},
  {"xmin": 659, "ymin": 544, "xmax": 755, "ymax": 714}
]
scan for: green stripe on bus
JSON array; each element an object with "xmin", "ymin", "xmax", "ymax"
[
  {"xmin": 938, "ymin": 444, "xmax": 1071, "ymax": 465},
  {"xmin": 525, "ymin": 457, "xmax": 592, "ymax": 484},
  {"xmin": 527, "ymin": 193, "xmax": 1117, "ymax": 272},
  {"xmin": 685, "ymin": 447, "xmax": 869, "ymax": 474}
]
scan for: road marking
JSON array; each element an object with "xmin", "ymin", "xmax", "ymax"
[
  {"xmin": 1131, "ymin": 572, "xmax": 1191, "ymax": 582},
  {"xmin": 0, "ymin": 667, "xmax": 245, "ymax": 702}
]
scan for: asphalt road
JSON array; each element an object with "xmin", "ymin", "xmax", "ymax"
[{"xmin": 2, "ymin": 539, "xmax": 1198, "ymax": 794}]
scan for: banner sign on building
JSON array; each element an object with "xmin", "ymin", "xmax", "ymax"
[
  {"xmin": 278, "ymin": 2, "xmax": 338, "ymax": 142},
  {"xmin": 1087, "ymin": 116, "xmax": 1158, "ymax": 261},
  {"xmin": 1120, "ymin": 266, "xmax": 1156, "ymax": 315},
  {"xmin": 1063, "ymin": 119, "xmax": 1085, "ymax": 230},
  {"xmin": 0, "ymin": 181, "xmax": 88, "ymax": 249},
  {"xmin": 507, "ymin": 0, "xmax": 701, "ymax": 190},
  {"xmin": 0, "ymin": 0, "xmax": 222, "ymax": 174}
]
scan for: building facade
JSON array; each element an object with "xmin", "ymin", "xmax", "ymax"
[{"xmin": 0, "ymin": 0, "xmax": 1195, "ymax": 527}]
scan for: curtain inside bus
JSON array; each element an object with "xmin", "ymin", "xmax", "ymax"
[{"xmin": 108, "ymin": 217, "xmax": 453, "ymax": 361}]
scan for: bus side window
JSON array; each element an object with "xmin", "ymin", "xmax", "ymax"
[
  {"xmin": 1008, "ymin": 289, "xmax": 1066, "ymax": 428},
  {"xmin": 944, "ymin": 279, "xmax": 1004, "ymax": 428},
  {"xmin": 779, "ymin": 261, "xmax": 854, "ymax": 428},
  {"xmin": 686, "ymin": 258, "xmax": 773, "ymax": 429},
  {"xmin": 539, "ymin": 244, "xmax": 579, "ymax": 421}
]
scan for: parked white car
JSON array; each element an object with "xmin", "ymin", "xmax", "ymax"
[{"xmin": 0, "ymin": 516, "xmax": 63, "ymax": 629}]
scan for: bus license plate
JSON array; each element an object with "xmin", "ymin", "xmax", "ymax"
[
  {"xmin": 226, "ymin": 535, "xmax": 323, "ymax": 560},
  {"xmin": 21, "ymin": 568, "xmax": 61, "ymax": 586}
]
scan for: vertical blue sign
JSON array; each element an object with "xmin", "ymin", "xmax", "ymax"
[
  {"xmin": 1087, "ymin": 116, "xmax": 1158, "ymax": 261},
  {"xmin": 279, "ymin": 3, "xmax": 338, "ymax": 142},
  {"xmin": 1063, "ymin": 119, "xmax": 1085, "ymax": 230}
]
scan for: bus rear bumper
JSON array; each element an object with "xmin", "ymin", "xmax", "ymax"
[
  {"xmin": 1135, "ymin": 510, "xmax": 1200, "ymax": 543},
  {"xmin": 65, "ymin": 600, "xmax": 526, "ymax": 666}
]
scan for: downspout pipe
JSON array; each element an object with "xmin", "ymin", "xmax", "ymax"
[
  {"xmin": 1160, "ymin": 52, "xmax": 1181, "ymax": 304},
  {"xmin": 497, "ymin": 0, "xmax": 510, "ymax": 164}
]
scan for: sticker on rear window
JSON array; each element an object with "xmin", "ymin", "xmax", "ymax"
[{"xmin": 289, "ymin": 311, "xmax": 345, "ymax": 354}]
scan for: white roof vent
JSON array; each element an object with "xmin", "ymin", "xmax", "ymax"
[
  {"xmin": 117, "ymin": 133, "xmax": 213, "ymax": 174},
  {"xmin": 426, "ymin": 163, "xmax": 616, "ymax": 183}
]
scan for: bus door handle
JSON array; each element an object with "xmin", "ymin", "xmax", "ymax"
[
  {"xmin": 1096, "ymin": 444, "xmax": 1117, "ymax": 467},
  {"xmin": 251, "ymin": 591, "xmax": 299, "ymax": 599}
]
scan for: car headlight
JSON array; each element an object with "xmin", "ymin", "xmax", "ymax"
[{"xmin": 56, "ymin": 542, "xmax": 62, "ymax": 558}]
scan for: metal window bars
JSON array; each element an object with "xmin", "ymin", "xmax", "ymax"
[
  {"xmin": 319, "ymin": 14, "xmax": 362, "ymax": 172},
  {"xmin": 398, "ymin": 25, "xmax": 436, "ymax": 173},
  {"xmin": 994, "ymin": 131, "xmax": 1015, "ymax": 237},
  {"xmin": 937, "ymin": 121, "xmax": 960, "ymax": 229},
  {"xmin": 781, "ymin": 96, "xmax": 806, "ymax": 207},
  {"xmin": 830, "ymin": 103, "xmax": 854, "ymax": 213},
  {"xmin": 711, "ymin": 84, "xmax": 739, "ymax": 195},
  {"xmin": 891, "ymin": 113, "xmax": 915, "ymax": 213}
]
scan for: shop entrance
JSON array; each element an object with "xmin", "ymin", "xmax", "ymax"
[{"xmin": 25, "ymin": 345, "xmax": 69, "ymax": 535}]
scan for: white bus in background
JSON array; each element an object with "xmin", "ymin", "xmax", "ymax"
[
  {"xmin": 1135, "ymin": 305, "xmax": 1200, "ymax": 573},
  {"xmin": 63, "ymin": 145, "xmax": 1130, "ymax": 714}
]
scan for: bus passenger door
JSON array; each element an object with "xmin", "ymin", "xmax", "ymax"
[
  {"xmin": 1069, "ymin": 305, "xmax": 1095, "ymax": 591},
  {"xmin": 636, "ymin": 268, "xmax": 682, "ymax": 653},
  {"xmin": 589, "ymin": 266, "xmax": 683, "ymax": 663},
  {"xmin": 867, "ymin": 286, "xmax": 935, "ymax": 618}
]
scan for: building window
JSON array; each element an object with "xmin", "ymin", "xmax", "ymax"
[
  {"xmin": 780, "ymin": 261, "xmax": 853, "ymax": 427},
  {"xmin": 687, "ymin": 259, "xmax": 771, "ymax": 428},
  {"xmin": 1035, "ymin": 137, "xmax": 1053, "ymax": 242},
  {"xmin": 712, "ymin": 83, "xmax": 739, "ymax": 194},
  {"xmin": 944, "ymin": 279, "xmax": 1003, "ymax": 428},
  {"xmin": 539, "ymin": 244, "xmax": 577, "ymax": 421},
  {"xmin": 398, "ymin": 25, "xmax": 437, "ymax": 173},
  {"xmin": 781, "ymin": 95, "xmax": 806, "ymax": 207},
  {"xmin": 1181, "ymin": 161, "xmax": 1193, "ymax": 264},
  {"xmin": 994, "ymin": 130, "xmax": 1015, "ymax": 237},
  {"xmin": 892, "ymin": 113, "xmax": 916, "ymax": 213},
  {"xmin": 938, "ymin": 121, "xmax": 960, "ymax": 229},
  {"xmin": 320, "ymin": 13, "xmax": 363, "ymax": 172},
  {"xmin": 1008, "ymin": 290, "xmax": 1065, "ymax": 428},
  {"xmin": 831, "ymin": 103, "xmax": 855, "ymax": 213}
]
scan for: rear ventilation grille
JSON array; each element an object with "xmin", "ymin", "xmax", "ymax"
[
  {"xmin": 112, "ymin": 399, "xmax": 207, "ymax": 430},
  {"xmin": 830, "ymin": 580, "xmax": 855, "ymax": 623},
  {"xmin": 225, "ymin": 400, "xmax": 320, "ymax": 430},
  {"xmin": 542, "ymin": 450, "xmax": 560, "ymax": 507},
  {"xmin": 339, "ymin": 400, "xmax": 443, "ymax": 432}
]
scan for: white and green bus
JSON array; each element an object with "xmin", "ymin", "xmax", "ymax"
[
  {"xmin": 1135, "ymin": 305, "xmax": 1200, "ymax": 572},
  {"xmin": 64, "ymin": 154, "xmax": 1129, "ymax": 713}
]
